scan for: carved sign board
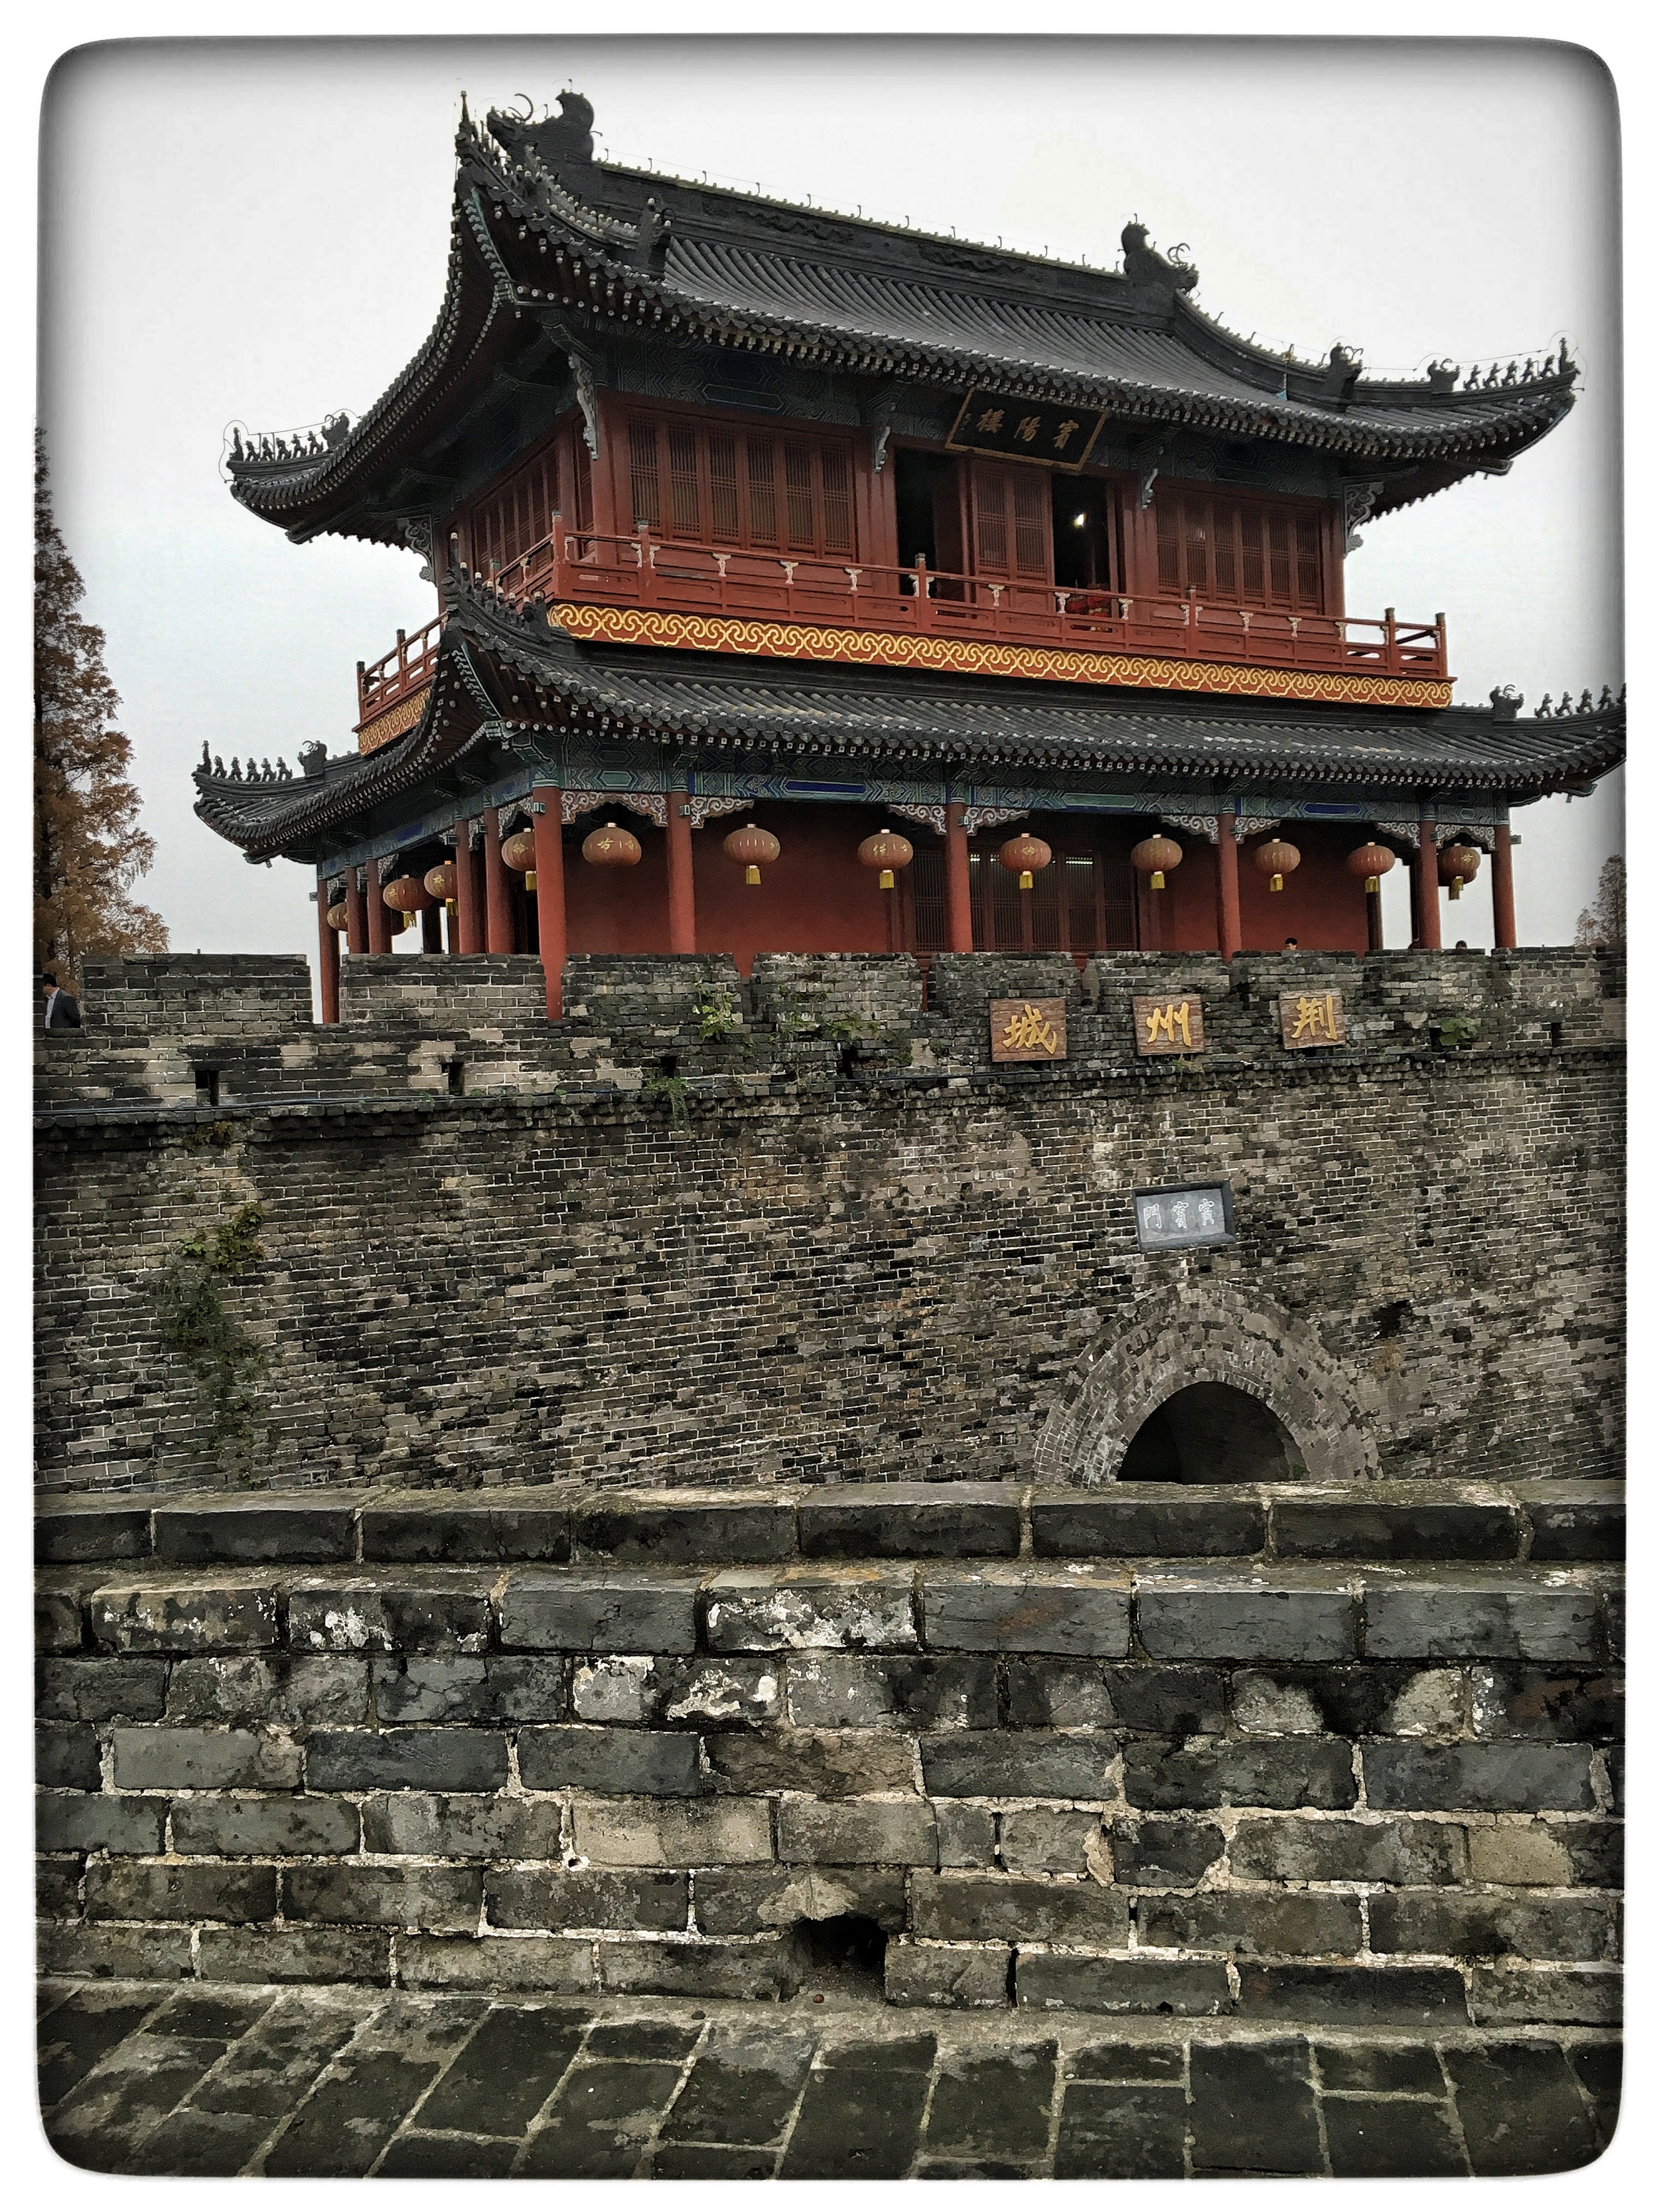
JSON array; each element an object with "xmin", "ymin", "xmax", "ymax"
[
  {"xmin": 990, "ymin": 998, "xmax": 1068, "ymax": 1063},
  {"xmin": 946, "ymin": 388, "xmax": 1106, "ymax": 472},
  {"xmin": 1134, "ymin": 1181, "xmax": 1236, "ymax": 1252},
  {"xmin": 1279, "ymin": 989, "xmax": 1348, "ymax": 1049},
  {"xmin": 1132, "ymin": 995, "xmax": 1205, "ymax": 1056}
]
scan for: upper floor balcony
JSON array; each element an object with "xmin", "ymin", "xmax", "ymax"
[{"xmin": 355, "ymin": 521, "xmax": 1449, "ymax": 745}]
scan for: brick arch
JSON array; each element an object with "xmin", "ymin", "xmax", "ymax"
[{"xmin": 1035, "ymin": 1278, "xmax": 1381, "ymax": 1487}]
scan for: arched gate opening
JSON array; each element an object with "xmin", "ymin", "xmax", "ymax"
[{"xmin": 1116, "ymin": 1380, "xmax": 1305, "ymax": 1483}]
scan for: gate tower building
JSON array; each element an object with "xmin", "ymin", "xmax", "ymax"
[{"xmin": 199, "ymin": 92, "xmax": 1624, "ymax": 1020}]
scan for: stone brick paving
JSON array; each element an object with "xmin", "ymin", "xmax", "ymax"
[{"xmin": 39, "ymin": 1980, "xmax": 1617, "ymax": 2177}]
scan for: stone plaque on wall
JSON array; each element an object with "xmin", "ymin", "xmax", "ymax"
[
  {"xmin": 1132, "ymin": 995, "xmax": 1205, "ymax": 1056},
  {"xmin": 1279, "ymin": 989, "xmax": 1348, "ymax": 1049},
  {"xmin": 1134, "ymin": 1181, "xmax": 1236, "ymax": 1251},
  {"xmin": 990, "ymin": 998, "xmax": 1067, "ymax": 1062}
]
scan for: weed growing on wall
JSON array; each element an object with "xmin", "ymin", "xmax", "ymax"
[
  {"xmin": 642, "ymin": 1070, "xmax": 693, "ymax": 1134},
  {"xmin": 1434, "ymin": 1014, "xmax": 1480, "ymax": 1051},
  {"xmin": 154, "ymin": 1201, "xmax": 268, "ymax": 1451},
  {"xmin": 693, "ymin": 986, "xmax": 741, "ymax": 1040}
]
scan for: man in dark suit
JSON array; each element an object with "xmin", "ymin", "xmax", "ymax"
[{"xmin": 40, "ymin": 969, "xmax": 81, "ymax": 1028}]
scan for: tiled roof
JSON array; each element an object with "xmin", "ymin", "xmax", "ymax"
[
  {"xmin": 226, "ymin": 97, "xmax": 1579, "ymax": 547},
  {"xmin": 192, "ymin": 581, "xmax": 1625, "ymax": 863}
]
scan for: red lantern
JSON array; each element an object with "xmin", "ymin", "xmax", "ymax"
[
  {"xmin": 725, "ymin": 822, "xmax": 781, "ymax": 886},
  {"xmin": 1439, "ymin": 843, "xmax": 1482, "ymax": 901},
  {"xmin": 325, "ymin": 901, "xmax": 348, "ymax": 932},
  {"xmin": 858, "ymin": 828, "xmax": 914, "ymax": 891},
  {"xmin": 1346, "ymin": 842, "xmax": 1396, "ymax": 897},
  {"xmin": 501, "ymin": 828, "xmax": 539, "ymax": 891},
  {"xmin": 424, "ymin": 860, "xmax": 457, "ymax": 906},
  {"xmin": 1130, "ymin": 834, "xmax": 1183, "ymax": 891},
  {"xmin": 997, "ymin": 832, "xmax": 1052, "ymax": 892},
  {"xmin": 582, "ymin": 822, "xmax": 642, "ymax": 869},
  {"xmin": 383, "ymin": 875, "xmax": 433, "ymax": 914},
  {"xmin": 1254, "ymin": 838, "xmax": 1301, "ymax": 893}
]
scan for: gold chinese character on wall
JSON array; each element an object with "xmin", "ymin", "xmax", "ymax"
[
  {"xmin": 989, "ymin": 997, "xmax": 1068, "ymax": 1063},
  {"xmin": 1279, "ymin": 990, "xmax": 1347, "ymax": 1048},
  {"xmin": 1131, "ymin": 995, "xmax": 1206, "ymax": 1056}
]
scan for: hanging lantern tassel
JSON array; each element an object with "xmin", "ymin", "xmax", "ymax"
[
  {"xmin": 1439, "ymin": 843, "xmax": 1482, "ymax": 901},
  {"xmin": 1346, "ymin": 842, "xmax": 1396, "ymax": 898},
  {"xmin": 1130, "ymin": 834, "xmax": 1183, "ymax": 892},
  {"xmin": 997, "ymin": 831, "xmax": 1054, "ymax": 893},
  {"xmin": 724, "ymin": 822, "xmax": 781, "ymax": 886},
  {"xmin": 858, "ymin": 827, "xmax": 915, "ymax": 893},
  {"xmin": 1254, "ymin": 838, "xmax": 1302, "ymax": 894}
]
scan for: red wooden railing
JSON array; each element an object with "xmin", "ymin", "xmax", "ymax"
[
  {"xmin": 484, "ymin": 520, "xmax": 1447, "ymax": 681},
  {"xmin": 356, "ymin": 619, "xmax": 444, "ymax": 727},
  {"xmin": 358, "ymin": 521, "xmax": 1447, "ymax": 725}
]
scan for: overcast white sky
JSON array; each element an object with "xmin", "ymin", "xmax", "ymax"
[{"xmin": 39, "ymin": 35, "xmax": 1623, "ymax": 960}]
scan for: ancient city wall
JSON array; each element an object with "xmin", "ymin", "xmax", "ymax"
[
  {"xmin": 36, "ymin": 951, "xmax": 1623, "ymax": 2023},
  {"xmin": 36, "ymin": 1481, "xmax": 1623, "ymax": 2020},
  {"xmin": 36, "ymin": 949, "xmax": 1623, "ymax": 1497}
]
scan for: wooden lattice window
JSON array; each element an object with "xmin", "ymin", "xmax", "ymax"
[
  {"xmin": 1153, "ymin": 487, "xmax": 1327, "ymax": 611},
  {"xmin": 466, "ymin": 425, "xmax": 591, "ymax": 573},
  {"xmin": 970, "ymin": 460, "xmax": 1052, "ymax": 583},
  {"xmin": 626, "ymin": 413, "xmax": 857, "ymax": 556}
]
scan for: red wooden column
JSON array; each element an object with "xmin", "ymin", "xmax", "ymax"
[
  {"xmin": 532, "ymin": 791, "xmax": 567, "ymax": 1019},
  {"xmin": 1491, "ymin": 823, "xmax": 1518, "ymax": 949},
  {"xmin": 945, "ymin": 802, "xmax": 974, "ymax": 952},
  {"xmin": 420, "ymin": 905, "xmax": 443, "ymax": 954},
  {"xmin": 365, "ymin": 866, "xmax": 392, "ymax": 954},
  {"xmin": 344, "ymin": 868, "xmax": 368, "ymax": 956},
  {"xmin": 317, "ymin": 879, "xmax": 340, "ymax": 1023},
  {"xmin": 453, "ymin": 826, "xmax": 483, "ymax": 954},
  {"xmin": 1214, "ymin": 810, "xmax": 1242, "ymax": 960},
  {"xmin": 1413, "ymin": 814, "xmax": 1441, "ymax": 950},
  {"xmin": 483, "ymin": 808, "xmax": 514, "ymax": 953},
  {"xmin": 666, "ymin": 785, "xmax": 697, "ymax": 953}
]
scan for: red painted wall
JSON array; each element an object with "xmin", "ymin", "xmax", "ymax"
[
  {"xmin": 563, "ymin": 803, "xmax": 897, "ymax": 973},
  {"xmin": 1157, "ymin": 821, "xmax": 1372, "ymax": 955},
  {"xmin": 558, "ymin": 804, "xmax": 1380, "ymax": 964}
]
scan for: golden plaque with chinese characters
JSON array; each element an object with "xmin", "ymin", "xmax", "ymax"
[
  {"xmin": 1279, "ymin": 989, "xmax": 1348, "ymax": 1049},
  {"xmin": 989, "ymin": 998, "xmax": 1068, "ymax": 1063},
  {"xmin": 1131, "ymin": 995, "xmax": 1206, "ymax": 1057},
  {"xmin": 946, "ymin": 388, "xmax": 1106, "ymax": 471}
]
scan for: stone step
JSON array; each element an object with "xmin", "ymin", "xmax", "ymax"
[
  {"xmin": 37, "ymin": 1554, "xmax": 1623, "ymax": 1668},
  {"xmin": 34, "ymin": 1477, "xmax": 1624, "ymax": 1571}
]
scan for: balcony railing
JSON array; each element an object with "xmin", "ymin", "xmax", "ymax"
[
  {"xmin": 492, "ymin": 522, "xmax": 1448, "ymax": 682},
  {"xmin": 357, "ymin": 621, "xmax": 444, "ymax": 729},
  {"xmin": 357, "ymin": 523, "xmax": 1448, "ymax": 727}
]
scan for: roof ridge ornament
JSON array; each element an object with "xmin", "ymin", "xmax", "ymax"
[
  {"xmin": 487, "ymin": 88, "xmax": 596, "ymax": 173},
  {"xmin": 1316, "ymin": 344, "xmax": 1362, "ymax": 409},
  {"xmin": 1120, "ymin": 221, "xmax": 1200, "ymax": 305}
]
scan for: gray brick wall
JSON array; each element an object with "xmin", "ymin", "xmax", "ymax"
[
  {"xmin": 35, "ymin": 951, "xmax": 1621, "ymax": 1495},
  {"xmin": 34, "ymin": 1497, "xmax": 1622, "ymax": 2020}
]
